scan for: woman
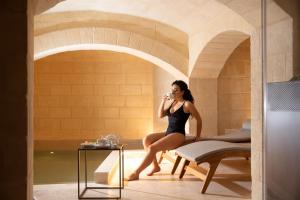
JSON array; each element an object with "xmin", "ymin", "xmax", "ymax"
[{"xmin": 127, "ymin": 80, "xmax": 202, "ymax": 181}]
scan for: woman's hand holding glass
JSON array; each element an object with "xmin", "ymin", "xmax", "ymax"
[{"xmin": 164, "ymin": 92, "xmax": 174, "ymax": 100}]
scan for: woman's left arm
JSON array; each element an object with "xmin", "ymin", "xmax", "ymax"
[{"xmin": 185, "ymin": 101, "xmax": 202, "ymax": 140}]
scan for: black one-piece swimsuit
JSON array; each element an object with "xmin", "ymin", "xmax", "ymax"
[{"xmin": 165, "ymin": 101, "xmax": 190, "ymax": 135}]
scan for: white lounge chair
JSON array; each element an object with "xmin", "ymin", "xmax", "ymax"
[
  {"xmin": 174, "ymin": 140, "xmax": 250, "ymax": 193},
  {"xmin": 157, "ymin": 120, "xmax": 251, "ymax": 193}
]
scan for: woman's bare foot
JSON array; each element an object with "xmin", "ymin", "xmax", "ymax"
[
  {"xmin": 126, "ymin": 172, "xmax": 139, "ymax": 181},
  {"xmin": 146, "ymin": 166, "xmax": 161, "ymax": 176}
]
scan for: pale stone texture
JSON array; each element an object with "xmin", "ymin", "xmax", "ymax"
[
  {"xmin": 34, "ymin": 51, "xmax": 154, "ymax": 141},
  {"xmin": 218, "ymin": 39, "xmax": 251, "ymax": 134},
  {"xmin": 266, "ymin": 18, "xmax": 293, "ymax": 82},
  {"xmin": 35, "ymin": 26, "xmax": 188, "ymax": 77},
  {"xmin": 250, "ymin": 27, "xmax": 263, "ymax": 200},
  {"xmin": 190, "ymin": 31, "xmax": 251, "ymax": 79},
  {"xmin": 190, "ymin": 78, "xmax": 218, "ymax": 137}
]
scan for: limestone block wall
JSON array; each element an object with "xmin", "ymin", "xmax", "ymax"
[
  {"xmin": 270, "ymin": 0, "xmax": 300, "ymax": 78},
  {"xmin": 34, "ymin": 50, "xmax": 154, "ymax": 141},
  {"xmin": 266, "ymin": 18, "xmax": 293, "ymax": 82},
  {"xmin": 190, "ymin": 78, "xmax": 218, "ymax": 137},
  {"xmin": 218, "ymin": 39, "xmax": 251, "ymax": 134}
]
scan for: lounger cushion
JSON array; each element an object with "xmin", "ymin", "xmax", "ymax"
[
  {"xmin": 175, "ymin": 141, "xmax": 250, "ymax": 162},
  {"xmin": 199, "ymin": 131, "xmax": 251, "ymax": 143},
  {"xmin": 194, "ymin": 120, "xmax": 251, "ymax": 143},
  {"xmin": 211, "ymin": 130, "xmax": 250, "ymax": 142}
]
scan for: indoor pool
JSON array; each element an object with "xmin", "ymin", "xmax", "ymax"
[{"xmin": 34, "ymin": 150, "xmax": 111, "ymax": 185}]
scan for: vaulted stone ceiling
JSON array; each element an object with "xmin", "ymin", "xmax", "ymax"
[
  {"xmin": 35, "ymin": 0, "xmax": 261, "ymax": 32},
  {"xmin": 34, "ymin": 0, "xmax": 289, "ymax": 79}
]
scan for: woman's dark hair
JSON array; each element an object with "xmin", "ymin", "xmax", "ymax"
[{"xmin": 172, "ymin": 80, "xmax": 194, "ymax": 103}]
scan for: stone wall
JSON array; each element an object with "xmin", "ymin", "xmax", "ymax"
[
  {"xmin": 274, "ymin": 0, "xmax": 300, "ymax": 77},
  {"xmin": 218, "ymin": 39, "xmax": 251, "ymax": 134},
  {"xmin": 34, "ymin": 51, "xmax": 154, "ymax": 141},
  {"xmin": 189, "ymin": 78, "xmax": 218, "ymax": 137}
]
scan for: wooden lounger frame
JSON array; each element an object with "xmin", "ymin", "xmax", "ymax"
[
  {"xmin": 158, "ymin": 134, "xmax": 251, "ymax": 194},
  {"xmin": 173, "ymin": 149, "xmax": 251, "ymax": 193}
]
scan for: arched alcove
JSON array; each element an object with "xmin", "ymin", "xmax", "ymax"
[
  {"xmin": 34, "ymin": 50, "xmax": 169, "ymax": 145},
  {"xmin": 189, "ymin": 31, "xmax": 250, "ymax": 138},
  {"xmin": 190, "ymin": 31, "xmax": 250, "ymax": 79},
  {"xmin": 217, "ymin": 39, "xmax": 251, "ymax": 134}
]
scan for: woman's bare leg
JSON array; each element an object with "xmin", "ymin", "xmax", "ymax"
[
  {"xmin": 142, "ymin": 132, "xmax": 165, "ymax": 175},
  {"xmin": 127, "ymin": 133, "xmax": 185, "ymax": 180}
]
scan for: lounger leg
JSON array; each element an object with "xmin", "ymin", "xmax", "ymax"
[
  {"xmin": 179, "ymin": 159, "xmax": 190, "ymax": 179},
  {"xmin": 171, "ymin": 155, "xmax": 182, "ymax": 175},
  {"xmin": 158, "ymin": 151, "xmax": 165, "ymax": 164},
  {"xmin": 201, "ymin": 161, "xmax": 220, "ymax": 194}
]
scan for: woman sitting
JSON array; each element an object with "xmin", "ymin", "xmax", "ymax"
[{"xmin": 127, "ymin": 80, "xmax": 202, "ymax": 181}]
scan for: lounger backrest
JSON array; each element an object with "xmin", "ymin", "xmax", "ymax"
[{"xmin": 175, "ymin": 141, "xmax": 250, "ymax": 162}]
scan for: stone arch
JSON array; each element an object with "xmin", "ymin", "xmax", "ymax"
[
  {"xmin": 35, "ymin": 27, "xmax": 187, "ymax": 79},
  {"xmin": 188, "ymin": 30, "xmax": 251, "ymax": 140},
  {"xmin": 34, "ymin": 12, "xmax": 189, "ymax": 79},
  {"xmin": 190, "ymin": 30, "xmax": 250, "ymax": 78},
  {"xmin": 34, "ymin": 43, "xmax": 188, "ymax": 82}
]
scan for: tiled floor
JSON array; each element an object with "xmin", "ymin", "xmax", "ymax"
[{"xmin": 34, "ymin": 150, "xmax": 251, "ymax": 200}]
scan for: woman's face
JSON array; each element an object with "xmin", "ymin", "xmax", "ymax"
[{"xmin": 171, "ymin": 84, "xmax": 184, "ymax": 99}]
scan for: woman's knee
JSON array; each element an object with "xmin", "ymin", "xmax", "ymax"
[
  {"xmin": 148, "ymin": 144, "xmax": 159, "ymax": 153},
  {"xmin": 142, "ymin": 135, "xmax": 151, "ymax": 148}
]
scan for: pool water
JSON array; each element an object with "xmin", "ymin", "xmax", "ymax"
[{"xmin": 34, "ymin": 150, "xmax": 111, "ymax": 185}]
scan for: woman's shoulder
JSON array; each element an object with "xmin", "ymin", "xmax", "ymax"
[
  {"xmin": 182, "ymin": 101, "xmax": 194, "ymax": 113},
  {"xmin": 184, "ymin": 100, "xmax": 193, "ymax": 105},
  {"xmin": 183, "ymin": 100, "xmax": 194, "ymax": 108}
]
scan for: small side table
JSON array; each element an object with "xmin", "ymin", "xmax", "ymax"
[{"xmin": 77, "ymin": 145, "xmax": 124, "ymax": 199}]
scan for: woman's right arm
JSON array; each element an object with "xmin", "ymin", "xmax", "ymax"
[{"xmin": 158, "ymin": 96, "xmax": 169, "ymax": 118}]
